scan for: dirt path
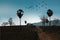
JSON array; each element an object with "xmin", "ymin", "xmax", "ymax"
[{"xmin": 35, "ymin": 27, "xmax": 54, "ymax": 40}]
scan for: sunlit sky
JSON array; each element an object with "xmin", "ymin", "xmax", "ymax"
[{"xmin": 0, "ymin": 0, "xmax": 60, "ymax": 25}]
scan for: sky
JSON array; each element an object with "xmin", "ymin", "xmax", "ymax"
[{"xmin": 0, "ymin": 0, "xmax": 60, "ymax": 25}]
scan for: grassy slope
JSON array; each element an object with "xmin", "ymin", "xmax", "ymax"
[
  {"xmin": 0, "ymin": 25, "xmax": 60, "ymax": 40},
  {"xmin": 0, "ymin": 26, "xmax": 39, "ymax": 40}
]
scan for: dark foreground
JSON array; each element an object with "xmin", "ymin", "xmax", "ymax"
[
  {"xmin": 0, "ymin": 25, "xmax": 60, "ymax": 40},
  {"xmin": 0, "ymin": 25, "xmax": 39, "ymax": 40}
]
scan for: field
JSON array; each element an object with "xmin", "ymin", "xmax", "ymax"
[{"xmin": 0, "ymin": 25, "xmax": 60, "ymax": 40}]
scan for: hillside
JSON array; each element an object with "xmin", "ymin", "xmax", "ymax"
[
  {"xmin": 0, "ymin": 25, "xmax": 60, "ymax": 40},
  {"xmin": 0, "ymin": 25, "xmax": 39, "ymax": 40}
]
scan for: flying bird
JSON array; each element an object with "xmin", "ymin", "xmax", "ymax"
[{"xmin": 25, "ymin": 5, "xmax": 34, "ymax": 9}]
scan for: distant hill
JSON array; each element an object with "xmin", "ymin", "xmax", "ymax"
[{"xmin": 33, "ymin": 19, "xmax": 60, "ymax": 26}]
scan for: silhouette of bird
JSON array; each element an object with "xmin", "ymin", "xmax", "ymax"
[{"xmin": 26, "ymin": 5, "xmax": 33, "ymax": 9}]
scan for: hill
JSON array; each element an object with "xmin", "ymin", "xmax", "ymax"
[
  {"xmin": 0, "ymin": 25, "xmax": 60, "ymax": 40},
  {"xmin": 0, "ymin": 25, "xmax": 39, "ymax": 40}
]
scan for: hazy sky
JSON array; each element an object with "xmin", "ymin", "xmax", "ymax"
[{"xmin": 0, "ymin": 0, "xmax": 60, "ymax": 25}]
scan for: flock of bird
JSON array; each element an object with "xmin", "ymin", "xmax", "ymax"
[{"xmin": 25, "ymin": 0, "xmax": 48, "ymax": 11}]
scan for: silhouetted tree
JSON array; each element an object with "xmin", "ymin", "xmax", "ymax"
[
  {"xmin": 47, "ymin": 9, "xmax": 53, "ymax": 26},
  {"xmin": 53, "ymin": 19, "xmax": 59, "ymax": 26},
  {"xmin": 40, "ymin": 15, "xmax": 48, "ymax": 26},
  {"xmin": 45, "ymin": 19, "xmax": 49, "ymax": 23},
  {"xmin": 24, "ymin": 20, "xmax": 27, "ymax": 24},
  {"xmin": 17, "ymin": 9, "xmax": 24, "ymax": 25},
  {"xmin": 2, "ymin": 22, "xmax": 8, "ymax": 26},
  {"xmin": 8, "ymin": 18, "xmax": 13, "ymax": 26}
]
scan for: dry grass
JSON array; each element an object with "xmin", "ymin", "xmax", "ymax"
[{"xmin": 0, "ymin": 26, "xmax": 60, "ymax": 40}]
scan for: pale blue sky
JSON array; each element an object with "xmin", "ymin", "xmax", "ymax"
[{"xmin": 0, "ymin": 0, "xmax": 60, "ymax": 25}]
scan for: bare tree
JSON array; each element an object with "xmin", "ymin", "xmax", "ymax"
[
  {"xmin": 2, "ymin": 22, "xmax": 8, "ymax": 26},
  {"xmin": 40, "ymin": 15, "xmax": 48, "ymax": 26},
  {"xmin": 45, "ymin": 19, "xmax": 49, "ymax": 23},
  {"xmin": 1, "ymin": 18, "xmax": 14, "ymax": 26},
  {"xmin": 8, "ymin": 18, "xmax": 13, "ymax": 26}
]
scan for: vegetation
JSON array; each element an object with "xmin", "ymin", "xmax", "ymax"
[
  {"xmin": 0, "ymin": 25, "xmax": 39, "ymax": 40},
  {"xmin": 17, "ymin": 9, "xmax": 24, "ymax": 25},
  {"xmin": 24, "ymin": 20, "xmax": 27, "ymax": 24},
  {"xmin": 0, "ymin": 25, "xmax": 60, "ymax": 40},
  {"xmin": 47, "ymin": 9, "xmax": 53, "ymax": 26},
  {"xmin": 0, "ymin": 8, "xmax": 60, "ymax": 40},
  {"xmin": 40, "ymin": 15, "xmax": 48, "ymax": 26}
]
